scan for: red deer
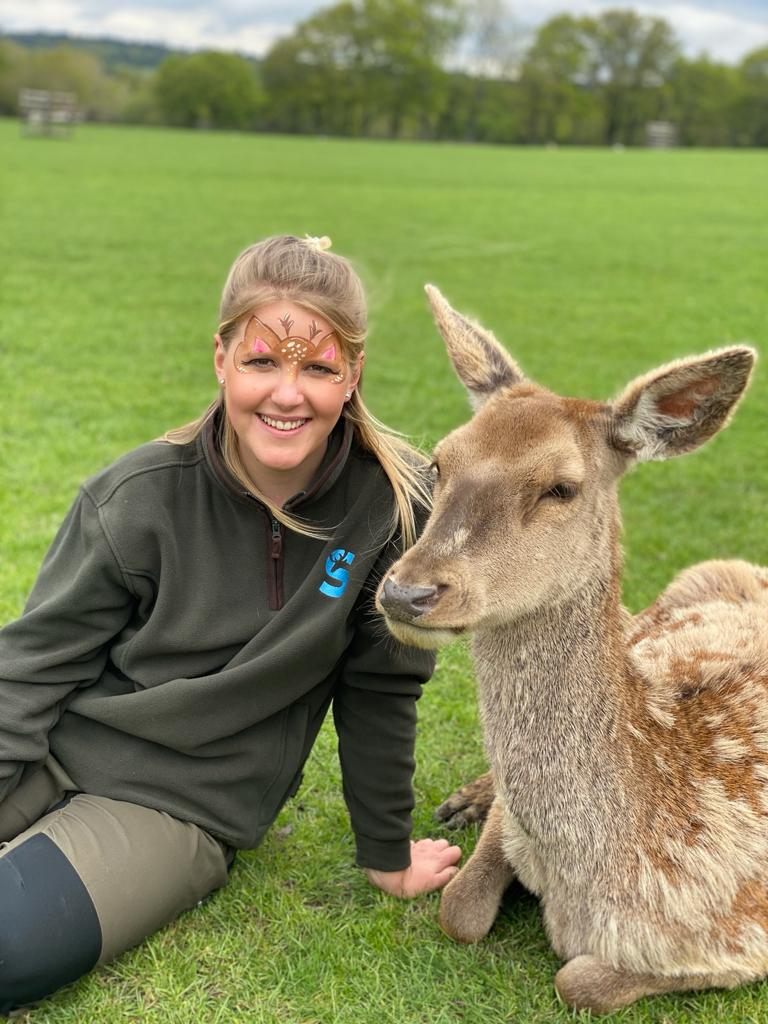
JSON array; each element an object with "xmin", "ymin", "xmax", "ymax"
[{"xmin": 378, "ymin": 286, "xmax": 765, "ymax": 1014}]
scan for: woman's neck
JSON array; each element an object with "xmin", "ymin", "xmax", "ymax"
[{"xmin": 240, "ymin": 442, "xmax": 327, "ymax": 507}]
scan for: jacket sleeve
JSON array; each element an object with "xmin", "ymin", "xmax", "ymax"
[
  {"xmin": 333, "ymin": 539, "xmax": 436, "ymax": 873},
  {"xmin": 0, "ymin": 487, "xmax": 136, "ymax": 802}
]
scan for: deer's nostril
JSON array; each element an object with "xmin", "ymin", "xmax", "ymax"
[{"xmin": 381, "ymin": 577, "xmax": 442, "ymax": 621}]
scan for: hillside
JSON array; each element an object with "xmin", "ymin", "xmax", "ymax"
[{"xmin": 6, "ymin": 31, "xmax": 205, "ymax": 71}]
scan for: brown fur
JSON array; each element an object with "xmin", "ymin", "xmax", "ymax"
[{"xmin": 376, "ymin": 286, "xmax": 762, "ymax": 1014}]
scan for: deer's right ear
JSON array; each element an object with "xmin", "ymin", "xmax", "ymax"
[
  {"xmin": 610, "ymin": 346, "xmax": 756, "ymax": 463},
  {"xmin": 425, "ymin": 285, "xmax": 524, "ymax": 411}
]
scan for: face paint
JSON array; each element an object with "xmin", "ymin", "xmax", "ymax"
[{"xmin": 234, "ymin": 314, "xmax": 346, "ymax": 385}]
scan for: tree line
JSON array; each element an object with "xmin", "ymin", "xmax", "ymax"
[{"xmin": 1, "ymin": 1, "xmax": 767, "ymax": 146}]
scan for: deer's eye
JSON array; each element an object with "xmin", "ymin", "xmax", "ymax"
[{"xmin": 542, "ymin": 482, "xmax": 579, "ymax": 502}]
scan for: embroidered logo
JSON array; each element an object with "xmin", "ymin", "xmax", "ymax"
[{"xmin": 320, "ymin": 548, "xmax": 355, "ymax": 598}]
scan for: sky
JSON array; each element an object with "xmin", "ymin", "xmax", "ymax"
[{"xmin": 2, "ymin": 1, "xmax": 766, "ymax": 64}]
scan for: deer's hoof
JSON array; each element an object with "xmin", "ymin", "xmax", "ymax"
[{"xmin": 435, "ymin": 772, "xmax": 495, "ymax": 829}]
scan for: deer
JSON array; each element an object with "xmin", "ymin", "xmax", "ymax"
[{"xmin": 377, "ymin": 285, "xmax": 768, "ymax": 1014}]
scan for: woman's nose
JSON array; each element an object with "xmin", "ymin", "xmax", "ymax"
[{"xmin": 271, "ymin": 369, "xmax": 304, "ymax": 407}]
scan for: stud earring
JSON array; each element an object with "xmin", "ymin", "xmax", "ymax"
[
  {"xmin": 344, "ymin": 391, "xmax": 352, "ymax": 399},
  {"xmin": 218, "ymin": 378, "xmax": 225, "ymax": 385}
]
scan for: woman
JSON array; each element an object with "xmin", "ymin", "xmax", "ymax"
[{"xmin": 0, "ymin": 234, "xmax": 460, "ymax": 1012}]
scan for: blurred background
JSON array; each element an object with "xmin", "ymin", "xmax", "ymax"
[
  {"xmin": 1, "ymin": 4, "xmax": 767, "ymax": 1022},
  {"xmin": 1, "ymin": 0, "xmax": 767, "ymax": 146}
]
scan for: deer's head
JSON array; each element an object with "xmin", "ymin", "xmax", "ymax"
[{"xmin": 377, "ymin": 286, "xmax": 755, "ymax": 648}]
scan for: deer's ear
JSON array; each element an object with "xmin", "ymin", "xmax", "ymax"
[
  {"xmin": 425, "ymin": 285, "xmax": 524, "ymax": 411},
  {"xmin": 610, "ymin": 346, "xmax": 756, "ymax": 462}
]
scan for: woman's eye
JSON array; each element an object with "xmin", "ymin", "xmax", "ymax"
[
  {"xmin": 306, "ymin": 363, "xmax": 339, "ymax": 375},
  {"xmin": 240, "ymin": 357, "xmax": 275, "ymax": 369},
  {"xmin": 542, "ymin": 483, "xmax": 578, "ymax": 502}
]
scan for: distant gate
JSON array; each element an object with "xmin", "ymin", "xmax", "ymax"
[
  {"xmin": 645, "ymin": 121, "xmax": 678, "ymax": 148},
  {"xmin": 19, "ymin": 89, "xmax": 79, "ymax": 138}
]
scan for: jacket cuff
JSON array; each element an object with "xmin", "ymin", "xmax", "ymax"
[{"xmin": 354, "ymin": 834, "xmax": 411, "ymax": 872}]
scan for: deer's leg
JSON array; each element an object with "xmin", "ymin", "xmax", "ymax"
[
  {"xmin": 435, "ymin": 771, "xmax": 495, "ymax": 828},
  {"xmin": 554, "ymin": 955, "xmax": 731, "ymax": 1014},
  {"xmin": 439, "ymin": 798, "xmax": 514, "ymax": 943}
]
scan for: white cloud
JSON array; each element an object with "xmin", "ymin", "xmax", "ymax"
[
  {"xmin": 0, "ymin": 0, "xmax": 301, "ymax": 52},
  {"xmin": 1, "ymin": 1, "xmax": 766, "ymax": 62},
  {"xmin": 637, "ymin": 3, "xmax": 768, "ymax": 61}
]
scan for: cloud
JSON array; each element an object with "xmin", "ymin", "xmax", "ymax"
[
  {"xmin": 1, "ymin": 0, "xmax": 766, "ymax": 62},
  {"xmin": 1, "ymin": 0, "xmax": 307, "ymax": 52},
  {"xmin": 637, "ymin": 3, "xmax": 768, "ymax": 61}
]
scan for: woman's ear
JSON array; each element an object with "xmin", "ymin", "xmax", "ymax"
[
  {"xmin": 348, "ymin": 351, "xmax": 365, "ymax": 393},
  {"xmin": 213, "ymin": 333, "xmax": 226, "ymax": 380}
]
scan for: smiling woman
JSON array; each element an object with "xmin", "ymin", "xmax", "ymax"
[
  {"xmin": 167, "ymin": 234, "xmax": 426, "ymax": 543},
  {"xmin": 0, "ymin": 233, "xmax": 461, "ymax": 1013},
  {"xmin": 213, "ymin": 300, "xmax": 361, "ymax": 506}
]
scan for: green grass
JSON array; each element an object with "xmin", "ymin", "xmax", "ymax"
[{"xmin": 1, "ymin": 120, "xmax": 767, "ymax": 1022}]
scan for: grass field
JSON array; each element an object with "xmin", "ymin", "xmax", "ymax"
[{"xmin": 1, "ymin": 118, "xmax": 767, "ymax": 1022}]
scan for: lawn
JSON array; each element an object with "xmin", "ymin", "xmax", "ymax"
[{"xmin": 1, "ymin": 119, "xmax": 767, "ymax": 1022}]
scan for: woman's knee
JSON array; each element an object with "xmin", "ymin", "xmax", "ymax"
[{"xmin": 0, "ymin": 833, "xmax": 102, "ymax": 1011}]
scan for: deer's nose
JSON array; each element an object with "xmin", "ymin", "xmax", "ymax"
[{"xmin": 379, "ymin": 576, "xmax": 440, "ymax": 621}]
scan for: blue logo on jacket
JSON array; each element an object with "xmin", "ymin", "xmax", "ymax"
[{"xmin": 320, "ymin": 548, "xmax": 355, "ymax": 598}]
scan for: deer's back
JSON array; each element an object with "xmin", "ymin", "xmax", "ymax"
[{"xmin": 629, "ymin": 558, "xmax": 768, "ymax": 716}]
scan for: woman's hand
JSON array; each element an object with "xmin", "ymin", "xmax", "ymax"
[{"xmin": 365, "ymin": 837, "xmax": 462, "ymax": 898}]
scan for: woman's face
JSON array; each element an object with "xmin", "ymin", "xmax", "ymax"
[{"xmin": 214, "ymin": 300, "xmax": 362, "ymax": 501}]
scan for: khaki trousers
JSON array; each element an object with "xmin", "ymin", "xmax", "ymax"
[{"xmin": 0, "ymin": 757, "xmax": 230, "ymax": 1010}]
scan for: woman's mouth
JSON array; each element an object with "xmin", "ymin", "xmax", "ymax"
[{"xmin": 257, "ymin": 413, "xmax": 309, "ymax": 434}]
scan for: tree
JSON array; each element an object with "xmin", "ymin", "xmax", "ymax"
[
  {"xmin": 518, "ymin": 15, "xmax": 602, "ymax": 143},
  {"xmin": 0, "ymin": 42, "xmax": 125, "ymax": 120},
  {"xmin": 591, "ymin": 9, "xmax": 680, "ymax": 144},
  {"xmin": 442, "ymin": 0, "xmax": 524, "ymax": 142},
  {"xmin": 0, "ymin": 39, "xmax": 28, "ymax": 114},
  {"xmin": 461, "ymin": 0, "xmax": 522, "ymax": 79},
  {"xmin": 154, "ymin": 51, "xmax": 264, "ymax": 129},
  {"xmin": 261, "ymin": 0, "xmax": 463, "ymax": 139},
  {"xmin": 667, "ymin": 57, "xmax": 742, "ymax": 146},
  {"xmin": 261, "ymin": 2, "xmax": 370, "ymax": 136},
  {"xmin": 519, "ymin": 9, "xmax": 680, "ymax": 145},
  {"xmin": 738, "ymin": 45, "xmax": 768, "ymax": 145}
]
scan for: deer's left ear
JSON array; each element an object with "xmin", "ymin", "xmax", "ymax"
[
  {"xmin": 425, "ymin": 285, "xmax": 525, "ymax": 411},
  {"xmin": 610, "ymin": 346, "xmax": 756, "ymax": 462}
]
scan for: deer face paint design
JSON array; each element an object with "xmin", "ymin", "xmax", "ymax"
[{"xmin": 234, "ymin": 312, "xmax": 346, "ymax": 385}]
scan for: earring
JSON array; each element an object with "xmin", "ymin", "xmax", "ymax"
[
  {"xmin": 344, "ymin": 391, "xmax": 352, "ymax": 399},
  {"xmin": 218, "ymin": 378, "xmax": 225, "ymax": 385}
]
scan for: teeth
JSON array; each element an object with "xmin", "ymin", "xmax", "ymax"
[{"xmin": 260, "ymin": 414, "xmax": 307, "ymax": 431}]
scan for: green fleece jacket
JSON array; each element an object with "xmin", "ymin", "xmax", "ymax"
[{"xmin": 0, "ymin": 414, "xmax": 434, "ymax": 870}]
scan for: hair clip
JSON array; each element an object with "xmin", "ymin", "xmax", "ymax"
[{"xmin": 303, "ymin": 234, "xmax": 332, "ymax": 252}]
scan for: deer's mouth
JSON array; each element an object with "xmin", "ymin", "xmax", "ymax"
[{"xmin": 382, "ymin": 616, "xmax": 462, "ymax": 650}]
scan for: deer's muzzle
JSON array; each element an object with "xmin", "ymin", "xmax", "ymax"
[{"xmin": 378, "ymin": 575, "xmax": 441, "ymax": 623}]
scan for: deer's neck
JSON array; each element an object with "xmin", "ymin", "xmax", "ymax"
[{"xmin": 472, "ymin": 566, "xmax": 638, "ymax": 857}]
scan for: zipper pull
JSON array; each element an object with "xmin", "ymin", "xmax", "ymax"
[{"xmin": 271, "ymin": 519, "xmax": 282, "ymax": 559}]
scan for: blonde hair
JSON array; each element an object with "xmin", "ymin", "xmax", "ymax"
[{"xmin": 165, "ymin": 235, "xmax": 430, "ymax": 547}]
